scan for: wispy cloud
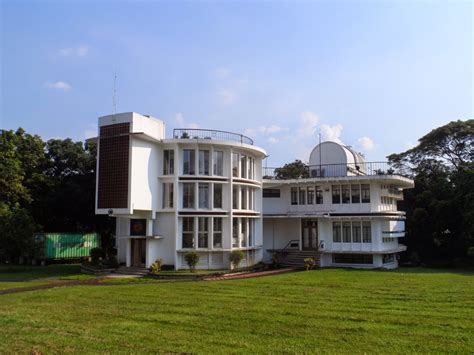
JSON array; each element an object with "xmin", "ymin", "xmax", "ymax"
[
  {"xmin": 174, "ymin": 112, "xmax": 199, "ymax": 129},
  {"xmin": 43, "ymin": 81, "xmax": 72, "ymax": 91},
  {"xmin": 321, "ymin": 123, "xmax": 343, "ymax": 143},
  {"xmin": 58, "ymin": 45, "xmax": 89, "ymax": 57},
  {"xmin": 217, "ymin": 89, "xmax": 237, "ymax": 105},
  {"xmin": 245, "ymin": 125, "xmax": 289, "ymax": 137},
  {"xmin": 267, "ymin": 137, "xmax": 279, "ymax": 144},
  {"xmin": 298, "ymin": 111, "xmax": 319, "ymax": 137},
  {"xmin": 357, "ymin": 136, "xmax": 375, "ymax": 151}
]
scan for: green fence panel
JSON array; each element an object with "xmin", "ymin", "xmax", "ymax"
[{"xmin": 34, "ymin": 233, "xmax": 100, "ymax": 260}]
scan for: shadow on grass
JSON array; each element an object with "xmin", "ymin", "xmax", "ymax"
[{"xmin": 0, "ymin": 264, "xmax": 84, "ymax": 282}]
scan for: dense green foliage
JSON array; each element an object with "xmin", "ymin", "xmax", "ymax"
[
  {"xmin": 388, "ymin": 120, "xmax": 473, "ymax": 266},
  {"xmin": 229, "ymin": 250, "xmax": 244, "ymax": 268},
  {"xmin": 274, "ymin": 159, "xmax": 309, "ymax": 179},
  {"xmin": 184, "ymin": 251, "xmax": 200, "ymax": 272},
  {"xmin": 0, "ymin": 129, "xmax": 114, "ymax": 262},
  {"xmin": 0, "ymin": 268, "xmax": 472, "ymax": 352}
]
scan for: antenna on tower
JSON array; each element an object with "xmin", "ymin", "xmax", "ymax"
[{"xmin": 112, "ymin": 73, "xmax": 117, "ymax": 114}]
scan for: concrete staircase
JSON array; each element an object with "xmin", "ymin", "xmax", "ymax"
[
  {"xmin": 279, "ymin": 250, "xmax": 320, "ymax": 269},
  {"xmin": 113, "ymin": 266, "xmax": 150, "ymax": 276}
]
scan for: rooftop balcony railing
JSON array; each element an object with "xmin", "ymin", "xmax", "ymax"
[
  {"xmin": 263, "ymin": 162, "xmax": 411, "ymax": 180},
  {"xmin": 173, "ymin": 128, "xmax": 254, "ymax": 145}
]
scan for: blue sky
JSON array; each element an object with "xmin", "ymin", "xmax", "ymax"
[{"xmin": 1, "ymin": 0, "xmax": 472, "ymax": 166}]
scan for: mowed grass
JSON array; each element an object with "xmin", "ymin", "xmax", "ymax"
[
  {"xmin": 0, "ymin": 264, "xmax": 94, "ymax": 290},
  {"xmin": 0, "ymin": 268, "xmax": 473, "ymax": 353}
]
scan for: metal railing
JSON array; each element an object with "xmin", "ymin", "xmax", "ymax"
[
  {"xmin": 173, "ymin": 128, "xmax": 254, "ymax": 145},
  {"xmin": 263, "ymin": 162, "xmax": 411, "ymax": 180}
]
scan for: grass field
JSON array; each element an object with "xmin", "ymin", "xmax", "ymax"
[{"xmin": 0, "ymin": 266, "xmax": 473, "ymax": 353}]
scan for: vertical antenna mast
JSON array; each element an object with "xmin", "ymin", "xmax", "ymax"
[
  {"xmin": 319, "ymin": 132, "xmax": 322, "ymax": 176},
  {"xmin": 112, "ymin": 73, "xmax": 117, "ymax": 114}
]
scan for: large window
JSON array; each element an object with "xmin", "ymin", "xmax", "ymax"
[
  {"xmin": 383, "ymin": 254, "xmax": 395, "ymax": 264},
  {"xmin": 162, "ymin": 182, "xmax": 173, "ymax": 208},
  {"xmin": 241, "ymin": 187, "xmax": 247, "ymax": 210},
  {"xmin": 182, "ymin": 217, "xmax": 194, "ymax": 248},
  {"xmin": 232, "ymin": 153, "xmax": 239, "ymax": 177},
  {"xmin": 362, "ymin": 221, "xmax": 372, "ymax": 243},
  {"xmin": 213, "ymin": 151, "xmax": 223, "ymax": 176},
  {"xmin": 352, "ymin": 223, "xmax": 361, "ymax": 243},
  {"xmin": 332, "ymin": 185, "xmax": 341, "ymax": 204},
  {"xmin": 351, "ymin": 185, "xmax": 360, "ymax": 203},
  {"xmin": 213, "ymin": 218, "xmax": 222, "ymax": 248},
  {"xmin": 342, "ymin": 185, "xmax": 350, "ymax": 204},
  {"xmin": 198, "ymin": 218, "xmax": 209, "ymax": 248},
  {"xmin": 198, "ymin": 150, "xmax": 210, "ymax": 175},
  {"xmin": 183, "ymin": 149, "xmax": 195, "ymax": 175},
  {"xmin": 342, "ymin": 222, "xmax": 351, "ymax": 242},
  {"xmin": 332, "ymin": 254, "xmax": 373, "ymax": 265},
  {"xmin": 307, "ymin": 187, "xmax": 315, "ymax": 205},
  {"xmin": 263, "ymin": 189, "xmax": 280, "ymax": 198},
  {"xmin": 316, "ymin": 186, "xmax": 323, "ymax": 204},
  {"xmin": 183, "ymin": 183, "xmax": 195, "ymax": 208},
  {"xmin": 163, "ymin": 150, "xmax": 174, "ymax": 175},
  {"xmin": 232, "ymin": 187, "xmax": 238, "ymax": 209},
  {"xmin": 291, "ymin": 187, "xmax": 298, "ymax": 205},
  {"xmin": 198, "ymin": 183, "xmax": 209, "ymax": 209},
  {"xmin": 213, "ymin": 184, "xmax": 222, "ymax": 209},
  {"xmin": 333, "ymin": 222, "xmax": 342, "ymax": 242},
  {"xmin": 299, "ymin": 187, "xmax": 306, "ymax": 205},
  {"xmin": 361, "ymin": 184, "xmax": 370, "ymax": 203},
  {"xmin": 240, "ymin": 155, "xmax": 247, "ymax": 179}
]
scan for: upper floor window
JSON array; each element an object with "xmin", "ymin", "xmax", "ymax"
[
  {"xmin": 342, "ymin": 185, "xmax": 350, "ymax": 204},
  {"xmin": 182, "ymin": 217, "xmax": 194, "ymax": 248},
  {"xmin": 299, "ymin": 187, "xmax": 306, "ymax": 205},
  {"xmin": 332, "ymin": 185, "xmax": 341, "ymax": 204},
  {"xmin": 307, "ymin": 187, "xmax": 315, "ymax": 204},
  {"xmin": 352, "ymin": 223, "xmax": 361, "ymax": 243},
  {"xmin": 263, "ymin": 189, "xmax": 280, "ymax": 198},
  {"xmin": 213, "ymin": 151, "xmax": 223, "ymax": 176},
  {"xmin": 162, "ymin": 182, "xmax": 173, "ymax": 208},
  {"xmin": 198, "ymin": 183, "xmax": 209, "ymax": 209},
  {"xmin": 333, "ymin": 222, "xmax": 342, "ymax": 242},
  {"xmin": 213, "ymin": 184, "xmax": 223, "ymax": 209},
  {"xmin": 183, "ymin": 149, "xmax": 195, "ymax": 175},
  {"xmin": 232, "ymin": 153, "xmax": 239, "ymax": 177},
  {"xmin": 163, "ymin": 150, "xmax": 174, "ymax": 175},
  {"xmin": 240, "ymin": 155, "xmax": 247, "ymax": 179},
  {"xmin": 241, "ymin": 187, "xmax": 247, "ymax": 210},
  {"xmin": 351, "ymin": 185, "xmax": 360, "ymax": 203},
  {"xmin": 199, "ymin": 150, "xmax": 210, "ymax": 175},
  {"xmin": 213, "ymin": 218, "xmax": 223, "ymax": 248},
  {"xmin": 232, "ymin": 186, "xmax": 238, "ymax": 209},
  {"xmin": 342, "ymin": 222, "xmax": 351, "ymax": 242},
  {"xmin": 362, "ymin": 221, "xmax": 371, "ymax": 242},
  {"xmin": 198, "ymin": 217, "xmax": 209, "ymax": 248},
  {"xmin": 316, "ymin": 186, "xmax": 323, "ymax": 204},
  {"xmin": 361, "ymin": 184, "xmax": 370, "ymax": 203},
  {"xmin": 291, "ymin": 187, "xmax": 298, "ymax": 205},
  {"xmin": 183, "ymin": 183, "xmax": 195, "ymax": 208}
]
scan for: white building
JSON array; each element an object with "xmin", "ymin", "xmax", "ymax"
[{"xmin": 95, "ymin": 112, "xmax": 414, "ymax": 270}]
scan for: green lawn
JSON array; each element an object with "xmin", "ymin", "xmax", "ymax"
[
  {"xmin": 0, "ymin": 268, "xmax": 473, "ymax": 353},
  {"xmin": 0, "ymin": 264, "xmax": 94, "ymax": 290}
]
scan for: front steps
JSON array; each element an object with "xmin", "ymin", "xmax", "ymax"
[
  {"xmin": 278, "ymin": 250, "xmax": 321, "ymax": 268},
  {"xmin": 114, "ymin": 266, "xmax": 150, "ymax": 276}
]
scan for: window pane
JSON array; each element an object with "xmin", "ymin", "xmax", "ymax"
[
  {"xmin": 233, "ymin": 187, "xmax": 238, "ymax": 209},
  {"xmin": 307, "ymin": 187, "xmax": 315, "ymax": 205},
  {"xmin": 299, "ymin": 188, "xmax": 306, "ymax": 205},
  {"xmin": 333, "ymin": 222, "xmax": 341, "ymax": 242},
  {"xmin": 342, "ymin": 185, "xmax": 350, "ymax": 204},
  {"xmin": 198, "ymin": 183, "xmax": 209, "ymax": 209},
  {"xmin": 352, "ymin": 223, "xmax": 361, "ymax": 243},
  {"xmin": 162, "ymin": 183, "xmax": 173, "ymax": 208},
  {"xmin": 213, "ymin": 218, "xmax": 222, "ymax": 248},
  {"xmin": 291, "ymin": 187, "xmax": 298, "ymax": 205},
  {"xmin": 361, "ymin": 184, "xmax": 370, "ymax": 203},
  {"xmin": 248, "ymin": 219, "xmax": 254, "ymax": 246},
  {"xmin": 316, "ymin": 186, "xmax": 323, "ymax": 204},
  {"xmin": 213, "ymin": 151, "xmax": 223, "ymax": 176},
  {"xmin": 163, "ymin": 150, "xmax": 174, "ymax": 175},
  {"xmin": 342, "ymin": 222, "xmax": 351, "ymax": 242},
  {"xmin": 241, "ymin": 218, "xmax": 247, "ymax": 247},
  {"xmin": 241, "ymin": 187, "xmax": 247, "ymax": 210},
  {"xmin": 182, "ymin": 217, "xmax": 194, "ymax": 248},
  {"xmin": 332, "ymin": 185, "xmax": 341, "ymax": 204},
  {"xmin": 362, "ymin": 221, "xmax": 372, "ymax": 243},
  {"xmin": 199, "ymin": 150, "xmax": 210, "ymax": 175},
  {"xmin": 213, "ymin": 184, "xmax": 222, "ymax": 209},
  {"xmin": 240, "ymin": 155, "xmax": 247, "ymax": 178},
  {"xmin": 351, "ymin": 185, "xmax": 360, "ymax": 203},
  {"xmin": 183, "ymin": 183, "xmax": 195, "ymax": 208},
  {"xmin": 232, "ymin": 153, "xmax": 239, "ymax": 177},
  {"xmin": 183, "ymin": 149, "xmax": 195, "ymax": 175},
  {"xmin": 232, "ymin": 218, "xmax": 239, "ymax": 247},
  {"xmin": 198, "ymin": 217, "xmax": 209, "ymax": 248},
  {"xmin": 247, "ymin": 157, "xmax": 253, "ymax": 179}
]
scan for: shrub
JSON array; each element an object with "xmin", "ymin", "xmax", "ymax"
[
  {"xmin": 272, "ymin": 252, "xmax": 282, "ymax": 268},
  {"xmin": 90, "ymin": 248, "xmax": 106, "ymax": 264},
  {"xmin": 304, "ymin": 257, "xmax": 316, "ymax": 271},
  {"xmin": 229, "ymin": 250, "xmax": 245, "ymax": 269},
  {"xmin": 184, "ymin": 252, "xmax": 199, "ymax": 272},
  {"xmin": 150, "ymin": 259, "xmax": 163, "ymax": 274},
  {"xmin": 107, "ymin": 255, "xmax": 118, "ymax": 268}
]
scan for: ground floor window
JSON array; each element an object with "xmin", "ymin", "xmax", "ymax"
[
  {"xmin": 182, "ymin": 217, "xmax": 224, "ymax": 249},
  {"xmin": 333, "ymin": 220, "xmax": 371, "ymax": 244},
  {"xmin": 232, "ymin": 217, "xmax": 255, "ymax": 248},
  {"xmin": 332, "ymin": 254, "xmax": 373, "ymax": 264},
  {"xmin": 383, "ymin": 253, "xmax": 395, "ymax": 264}
]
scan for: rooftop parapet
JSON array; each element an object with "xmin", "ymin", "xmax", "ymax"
[{"xmin": 173, "ymin": 128, "xmax": 254, "ymax": 145}]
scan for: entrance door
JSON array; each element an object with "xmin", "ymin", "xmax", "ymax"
[
  {"xmin": 302, "ymin": 220, "xmax": 318, "ymax": 250},
  {"xmin": 131, "ymin": 238, "xmax": 146, "ymax": 267}
]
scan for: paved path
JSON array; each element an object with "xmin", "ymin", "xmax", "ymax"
[{"xmin": 0, "ymin": 268, "xmax": 298, "ymax": 295}]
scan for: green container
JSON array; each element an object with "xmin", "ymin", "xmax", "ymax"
[{"xmin": 34, "ymin": 233, "xmax": 101, "ymax": 260}]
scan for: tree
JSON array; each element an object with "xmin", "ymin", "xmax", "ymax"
[
  {"xmin": 274, "ymin": 160, "xmax": 309, "ymax": 179},
  {"xmin": 388, "ymin": 119, "xmax": 473, "ymax": 266}
]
